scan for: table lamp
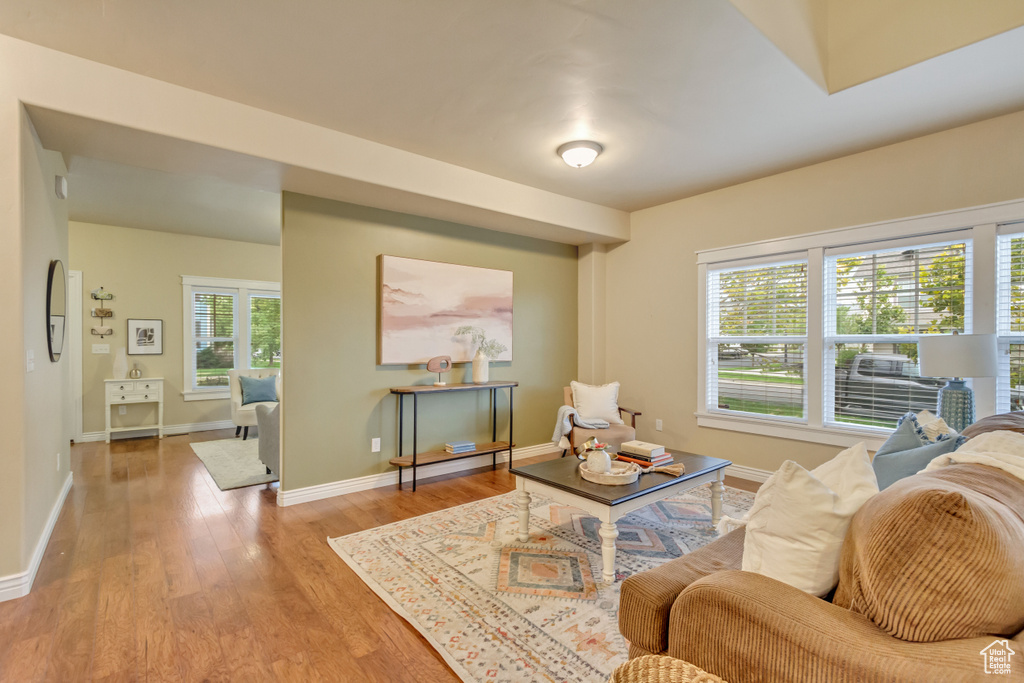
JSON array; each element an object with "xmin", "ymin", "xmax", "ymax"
[{"xmin": 917, "ymin": 333, "xmax": 998, "ymax": 431}]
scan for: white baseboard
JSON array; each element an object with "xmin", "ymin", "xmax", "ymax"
[
  {"xmin": 76, "ymin": 419, "xmax": 236, "ymax": 443},
  {"xmin": 277, "ymin": 443, "xmax": 557, "ymax": 507},
  {"xmin": 725, "ymin": 464, "xmax": 772, "ymax": 484},
  {"xmin": 0, "ymin": 472, "xmax": 73, "ymax": 602}
]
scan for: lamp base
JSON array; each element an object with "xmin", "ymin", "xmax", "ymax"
[{"xmin": 937, "ymin": 379, "xmax": 974, "ymax": 432}]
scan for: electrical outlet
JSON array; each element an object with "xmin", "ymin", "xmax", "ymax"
[
  {"xmin": 371, "ymin": 437, "xmax": 381, "ymax": 453},
  {"xmin": 119, "ymin": 405, "xmax": 127, "ymax": 415},
  {"xmin": 655, "ymin": 419, "xmax": 663, "ymax": 431}
]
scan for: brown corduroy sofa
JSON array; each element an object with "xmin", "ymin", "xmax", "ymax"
[{"xmin": 619, "ymin": 458, "xmax": 1024, "ymax": 682}]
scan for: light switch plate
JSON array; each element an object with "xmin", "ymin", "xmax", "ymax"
[
  {"xmin": 92, "ymin": 344, "xmax": 110, "ymax": 354},
  {"xmin": 655, "ymin": 419, "xmax": 663, "ymax": 431},
  {"xmin": 371, "ymin": 437, "xmax": 381, "ymax": 453}
]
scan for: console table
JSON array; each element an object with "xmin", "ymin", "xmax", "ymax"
[
  {"xmin": 389, "ymin": 381, "xmax": 517, "ymax": 491},
  {"xmin": 105, "ymin": 377, "xmax": 164, "ymax": 443}
]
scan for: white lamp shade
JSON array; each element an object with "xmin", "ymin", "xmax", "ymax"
[
  {"xmin": 917, "ymin": 333, "xmax": 999, "ymax": 378},
  {"xmin": 557, "ymin": 140, "xmax": 603, "ymax": 168}
]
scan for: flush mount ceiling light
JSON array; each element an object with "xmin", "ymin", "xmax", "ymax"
[{"xmin": 557, "ymin": 140, "xmax": 603, "ymax": 168}]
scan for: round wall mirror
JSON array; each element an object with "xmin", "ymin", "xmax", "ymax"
[{"xmin": 47, "ymin": 259, "xmax": 66, "ymax": 362}]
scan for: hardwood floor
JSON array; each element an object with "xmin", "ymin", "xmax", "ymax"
[{"xmin": 0, "ymin": 431, "xmax": 759, "ymax": 682}]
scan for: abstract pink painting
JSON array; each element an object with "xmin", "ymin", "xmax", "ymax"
[{"xmin": 379, "ymin": 255, "xmax": 513, "ymax": 364}]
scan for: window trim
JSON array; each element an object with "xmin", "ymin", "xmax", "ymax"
[
  {"xmin": 696, "ymin": 198, "xmax": 1024, "ymax": 446},
  {"xmin": 181, "ymin": 275, "xmax": 281, "ymax": 401}
]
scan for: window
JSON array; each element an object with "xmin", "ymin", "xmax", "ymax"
[
  {"xmin": 697, "ymin": 199, "xmax": 1024, "ymax": 447},
  {"xmin": 707, "ymin": 260, "xmax": 808, "ymax": 420},
  {"xmin": 824, "ymin": 237, "xmax": 971, "ymax": 429},
  {"xmin": 997, "ymin": 225, "xmax": 1024, "ymax": 413},
  {"xmin": 182, "ymin": 276, "xmax": 281, "ymax": 400}
]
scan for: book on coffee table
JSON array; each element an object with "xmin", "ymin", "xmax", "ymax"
[{"xmin": 620, "ymin": 440, "xmax": 666, "ymax": 458}]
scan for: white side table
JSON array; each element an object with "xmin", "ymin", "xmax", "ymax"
[{"xmin": 104, "ymin": 378, "xmax": 164, "ymax": 443}]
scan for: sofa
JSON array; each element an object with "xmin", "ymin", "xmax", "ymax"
[{"xmin": 619, "ymin": 416, "xmax": 1024, "ymax": 682}]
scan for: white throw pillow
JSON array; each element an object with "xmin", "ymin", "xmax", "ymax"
[
  {"xmin": 741, "ymin": 442, "xmax": 878, "ymax": 597},
  {"xmin": 914, "ymin": 410, "xmax": 957, "ymax": 441},
  {"xmin": 570, "ymin": 381, "xmax": 624, "ymax": 425}
]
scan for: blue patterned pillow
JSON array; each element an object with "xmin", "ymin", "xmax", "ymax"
[{"xmin": 873, "ymin": 412, "xmax": 967, "ymax": 490}]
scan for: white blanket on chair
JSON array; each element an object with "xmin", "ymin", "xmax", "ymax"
[{"xmin": 551, "ymin": 405, "xmax": 610, "ymax": 450}]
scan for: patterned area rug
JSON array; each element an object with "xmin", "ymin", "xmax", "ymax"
[
  {"xmin": 328, "ymin": 484, "xmax": 754, "ymax": 682},
  {"xmin": 190, "ymin": 438, "xmax": 278, "ymax": 490}
]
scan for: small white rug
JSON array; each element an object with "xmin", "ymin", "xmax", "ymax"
[{"xmin": 190, "ymin": 438, "xmax": 277, "ymax": 490}]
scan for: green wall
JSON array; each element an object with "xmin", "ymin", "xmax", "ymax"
[{"xmin": 281, "ymin": 194, "xmax": 578, "ymax": 491}]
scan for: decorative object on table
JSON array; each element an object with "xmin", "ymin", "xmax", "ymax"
[
  {"xmin": 328, "ymin": 486, "xmax": 754, "ymax": 683},
  {"xmin": 90, "ymin": 286, "xmax": 114, "ymax": 301},
  {"xmin": 426, "ymin": 355, "xmax": 452, "ymax": 386},
  {"xmin": 113, "ymin": 347, "xmax": 129, "ymax": 380},
  {"xmin": 621, "ymin": 440, "xmax": 666, "ymax": 458},
  {"xmin": 577, "ymin": 437, "xmax": 612, "ymax": 473},
  {"xmin": 46, "ymin": 259, "xmax": 66, "ymax": 363},
  {"xmin": 917, "ymin": 332, "xmax": 998, "ymax": 432},
  {"xmin": 445, "ymin": 440, "xmax": 476, "ymax": 454},
  {"xmin": 129, "ymin": 363, "xmax": 142, "ymax": 379},
  {"xmin": 638, "ymin": 463, "xmax": 687, "ymax": 477},
  {"xmin": 455, "ymin": 325, "xmax": 508, "ymax": 384},
  {"xmin": 579, "ymin": 459, "xmax": 641, "ymax": 485},
  {"xmin": 126, "ymin": 318, "xmax": 163, "ymax": 355},
  {"xmin": 378, "ymin": 255, "xmax": 512, "ymax": 364}
]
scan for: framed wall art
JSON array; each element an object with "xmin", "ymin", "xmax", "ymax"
[
  {"xmin": 379, "ymin": 255, "xmax": 513, "ymax": 365},
  {"xmin": 127, "ymin": 318, "xmax": 164, "ymax": 355}
]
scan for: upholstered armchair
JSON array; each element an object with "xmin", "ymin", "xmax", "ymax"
[
  {"xmin": 228, "ymin": 368, "xmax": 281, "ymax": 439},
  {"xmin": 562, "ymin": 384, "xmax": 640, "ymax": 455},
  {"xmin": 254, "ymin": 403, "xmax": 280, "ymax": 475}
]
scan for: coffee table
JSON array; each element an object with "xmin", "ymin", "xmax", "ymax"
[{"xmin": 509, "ymin": 451, "xmax": 732, "ymax": 583}]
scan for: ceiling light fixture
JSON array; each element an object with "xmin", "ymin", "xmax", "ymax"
[{"xmin": 557, "ymin": 140, "xmax": 603, "ymax": 168}]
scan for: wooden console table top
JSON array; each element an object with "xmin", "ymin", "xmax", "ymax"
[{"xmin": 390, "ymin": 381, "xmax": 519, "ymax": 394}]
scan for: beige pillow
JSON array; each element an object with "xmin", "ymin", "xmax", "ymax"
[
  {"xmin": 570, "ymin": 381, "xmax": 624, "ymax": 425},
  {"xmin": 834, "ymin": 464, "xmax": 1024, "ymax": 642},
  {"xmin": 741, "ymin": 442, "xmax": 878, "ymax": 596}
]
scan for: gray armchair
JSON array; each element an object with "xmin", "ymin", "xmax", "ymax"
[{"xmin": 254, "ymin": 403, "xmax": 280, "ymax": 475}]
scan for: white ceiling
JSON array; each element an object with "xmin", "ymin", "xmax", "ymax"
[{"xmin": 5, "ymin": 1, "xmax": 1024, "ymax": 239}]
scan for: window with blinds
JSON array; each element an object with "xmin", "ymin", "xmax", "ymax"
[
  {"xmin": 997, "ymin": 227, "xmax": 1024, "ymax": 412},
  {"xmin": 193, "ymin": 290, "xmax": 237, "ymax": 389},
  {"xmin": 707, "ymin": 260, "xmax": 807, "ymax": 419},
  {"xmin": 824, "ymin": 237, "xmax": 972, "ymax": 428}
]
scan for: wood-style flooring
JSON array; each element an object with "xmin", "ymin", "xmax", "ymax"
[{"xmin": 0, "ymin": 430, "xmax": 758, "ymax": 682}]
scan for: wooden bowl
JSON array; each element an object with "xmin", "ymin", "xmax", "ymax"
[{"xmin": 579, "ymin": 460, "xmax": 640, "ymax": 485}]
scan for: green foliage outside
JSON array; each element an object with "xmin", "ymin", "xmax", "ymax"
[{"xmin": 250, "ymin": 296, "xmax": 282, "ymax": 368}]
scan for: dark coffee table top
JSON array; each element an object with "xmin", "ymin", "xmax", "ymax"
[{"xmin": 510, "ymin": 451, "xmax": 732, "ymax": 506}]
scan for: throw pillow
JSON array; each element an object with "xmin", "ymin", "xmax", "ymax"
[
  {"xmin": 570, "ymin": 381, "xmax": 624, "ymax": 425},
  {"xmin": 741, "ymin": 442, "xmax": 878, "ymax": 597},
  {"xmin": 240, "ymin": 374, "xmax": 278, "ymax": 405},
  {"xmin": 913, "ymin": 410, "xmax": 957, "ymax": 441},
  {"xmin": 834, "ymin": 464, "xmax": 1024, "ymax": 642},
  {"xmin": 872, "ymin": 412, "xmax": 967, "ymax": 490}
]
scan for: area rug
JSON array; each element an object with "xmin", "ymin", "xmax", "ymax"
[
  {"xmin": 328, "ymin": 484, "xmax": 754, "ymax": 683},
  {"xmin": 189, "ymin": 438, "xmax": 278, "ymax": 490}
]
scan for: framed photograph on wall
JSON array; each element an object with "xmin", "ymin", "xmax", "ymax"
[
  {"xmin": 127, "ymin": 318, "xmax": 163, "ymax": 355},
  {"xmin": 379, "ymin": 255, "xmax": 513, "ymax": 365}
]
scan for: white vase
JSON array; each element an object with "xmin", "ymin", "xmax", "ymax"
[
  {"xmin": 586, "ymin": 449, "xmax": 612, "ymax": 474},
  {"xmin": 113, "ymin": 348, "xmax": 129, "ymax": 380},
  {"xmin": 472, "ymin": 349, "xmax": 490, "ymax": 384}
]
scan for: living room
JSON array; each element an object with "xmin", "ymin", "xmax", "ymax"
[{"xmin": 2, "ymin": 3, "xmax": 1024, "ymax": 682}]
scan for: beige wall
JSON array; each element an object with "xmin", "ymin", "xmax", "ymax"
[
  {"xmin": 604, "ymin": 108, "xmax": 1024, "ymax": 475},
  {"xmin": 69, "ymin": 222, "xmax": 281, "ymax": 434},
  {"xmin": 12, "ymin": 110, "xmax": 69, "ymax": 576},
  {"xmin": 281, "ymin": 195, "xmax": 577, "ymax": 491}
]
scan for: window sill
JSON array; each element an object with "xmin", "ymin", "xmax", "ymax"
[
  {"xmin": 183, "ymin": 389, "xmax": 230, "ymax": 402},
  {"xmin": 695, "ymin": 412, "xmax": 889, "ymax": 451}
]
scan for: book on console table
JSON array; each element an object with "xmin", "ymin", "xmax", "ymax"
[
  {"xmin": 619, "ymin": 440, "xmax": 666, "ymax": 458},
  {"xmin": 446, "ymin": 440, "xmax": 477, "ymax": 454}
]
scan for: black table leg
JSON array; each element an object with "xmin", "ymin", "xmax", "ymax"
[
  {"xmin": 413, "ymin": 394, "xmax": 418, "ymax": 492},
  {"xmin": 508, "ymin": 386, "xmax": 514, "ymax": 469}
]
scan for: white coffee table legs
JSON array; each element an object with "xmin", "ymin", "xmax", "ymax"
[
  {"xmin": 710, "ymin": 471, "xmax": 725, "ymax": 526},
  {"xmin": 598, "ymin": 520, "xmax": 619, "ymax": 583},
  {"xmin": 516, "ymin": 490, "xmax": 532, "ymax": 542}
]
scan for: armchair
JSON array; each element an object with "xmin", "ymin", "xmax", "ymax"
[
  {"xmin": 228, "ymin": 368, "xmax": 281, "ymax": 440},
  {"xmin": 562, "ymin": 385, "xmax": 640, "ymax": 455}
]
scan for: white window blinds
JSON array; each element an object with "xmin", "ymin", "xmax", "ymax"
[
  {"xmin": 193, "ymin": 290, "xmax": 237, "ymax": 389},
  {"xmin": 824, "ymin": 236, "xmax": 972, "ymax": 428},
  {"xmin": 707, "ymin": 259, "xmax": 807, "ymax": 420},
  {"xmin": 997, "ymin": 226, "xmax": 1024, "ymax": 412}
]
